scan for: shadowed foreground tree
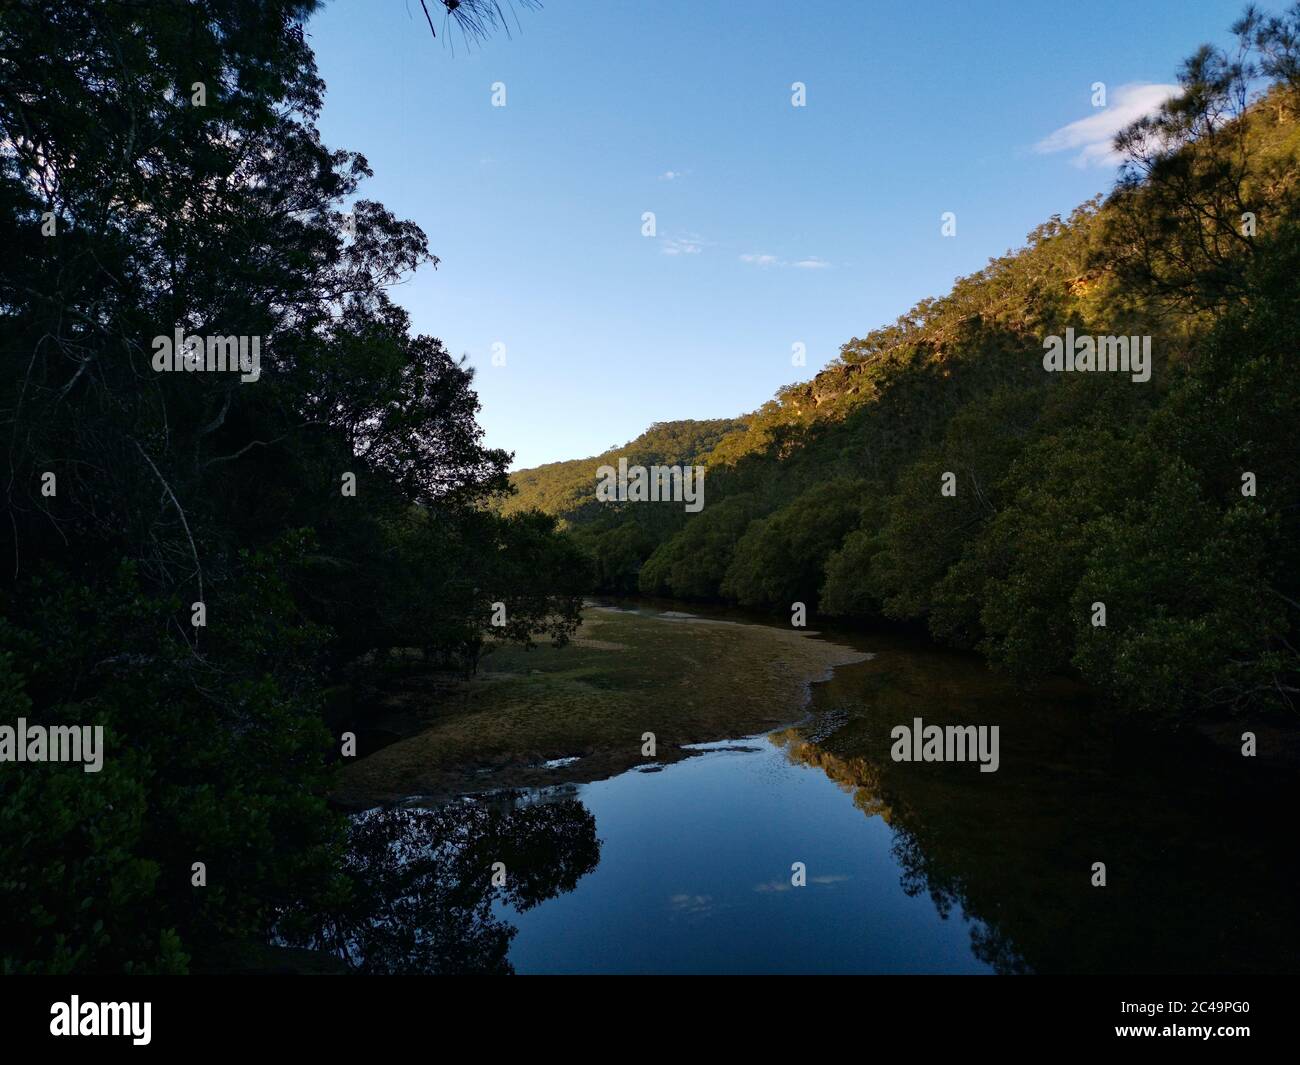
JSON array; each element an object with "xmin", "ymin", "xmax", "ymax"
[{"xmin": 0, "ymin": 0, "xmax": 581, "ymax": 972}]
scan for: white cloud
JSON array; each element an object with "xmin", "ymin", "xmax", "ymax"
[
  {"xmin": 658, "ymin": 169, "xmax": 686, "ymax": 181},
  {"xmin": 661, "ymin": 234, "xmax": 704, "ymax": 255},
  {"xmin": 740, "ymin": 253, "xmax": 832, "ymax": 269},
  {"xmin": 1034, "ymin": 83, "xmax": 1180, "ymax": 167}
]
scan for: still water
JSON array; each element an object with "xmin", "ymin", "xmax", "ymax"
[
  {"xmin": 347, "ymin": 608, "xmax": 1300, "ymax": 974},
  {"xmin": 495, "ymin": 735, "xmax": 992, "ymax": 974}
]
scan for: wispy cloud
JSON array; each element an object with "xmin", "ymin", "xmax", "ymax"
[
  {"xmin": 658, "ymin": 169, "xmax": 688, "ymax": 181},
  {"xmin": 661, "ymin": 234, "xmax": 705, "ymax": 256},
  {"xmin": 740, "ymin": 253, "xmax": 832, "ymax": 269},
  {"xmin": 1034, "ymin": 83, "xmax": 1180, "ymax": 167}
]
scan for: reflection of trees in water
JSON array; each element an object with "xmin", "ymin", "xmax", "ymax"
[
  {"xmin": 285, "ymin": 796, "xmax": 600, "ymax": 973},
  {"xmin": 769, "ymin": 729, "xmax": 895, "ymax": 822},
  {"xmin": 774, "ymin": 717, "xmax": 1300, "ymax": 974},
  {"xmin": 769, "ymin": 728, "xmax": 1028, "ymax": 973},
  {"xmin": 888, "ymin": 825, "xmax": 1030, "ymax": 974}
]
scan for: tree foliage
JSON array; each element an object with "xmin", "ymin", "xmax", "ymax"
[{"xmin": 0, "ymin": 0, "xmax": 581, "ymax": 972}]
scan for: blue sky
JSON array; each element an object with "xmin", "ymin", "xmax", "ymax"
[{"xmin": 307, "ymin": 0, "xmax": 1248, "ymax": 469}]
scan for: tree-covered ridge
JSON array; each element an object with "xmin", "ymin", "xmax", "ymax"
[
  {"xmin": 577, "ymin": 12, "xmax": 1300, "ymax": 723},
  {"xmin": 503, "ymin": 417, "xmax": 746, "ymax": 522}
]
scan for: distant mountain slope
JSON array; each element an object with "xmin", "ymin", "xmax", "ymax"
[{"xmin": 503, "ymin": 417, "xmax": 746, "ymax": 522}]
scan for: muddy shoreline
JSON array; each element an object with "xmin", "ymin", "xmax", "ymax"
[
  {"xmin": 332, "ymin": 598, "xmax": 1300, "ymax": 812},
  {"xmin": 332, "ymin": 603, "xmax": 869, "ymax": 810}
]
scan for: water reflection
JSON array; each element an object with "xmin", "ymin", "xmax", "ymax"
[
  {"xmin": 299, "ymin": 625, "xmax": 1300, "ymax": 974},
  {"xmin": 290, "ymin": 795, "xmax": 600, "ymax": 973},
  {"xmin": 773, "ymin": 630, "xmax": 1300, "ymax": 973}
]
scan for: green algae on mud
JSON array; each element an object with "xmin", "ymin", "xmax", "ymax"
[{"xmin": 333, "ymin": 604, "xmax": 869, "ymax": 808}]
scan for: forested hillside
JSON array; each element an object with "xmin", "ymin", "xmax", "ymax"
[
  {"xmin": 503, "ymin": 417, "xmax": 744, "ymax": 520},
  {"xmin": 518, "ymin": 14, "xmax": 1300, "ymax": 722}
]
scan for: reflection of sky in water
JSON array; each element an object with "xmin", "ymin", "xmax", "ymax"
[
  {"xmin": 495, "ymin": 736, "xmax": 994, "ymax": 975},
  {"xmin": 309, "ymin": 607, "xmax": 1299, "ymax": 974}
]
